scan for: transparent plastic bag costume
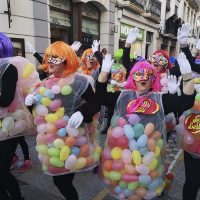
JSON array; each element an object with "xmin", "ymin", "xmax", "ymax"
[
  {"xmin": 0, "ymin": 56, "xmax": 39, "ymax": 141},
  {"xmin": 33, "ymin": 73, "xmax": 101, "ymax": 175},
  {"xmin": 177, "ymin": 90, "xmax": 200, "ymax": 157},
  {"xmin": 100, "ymin": 90, "xmax": 166, "ymax": 200}
]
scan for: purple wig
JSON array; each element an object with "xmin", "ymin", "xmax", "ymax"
[
  {"xmin": 0, "ymin": 33, "xmax": 13, "ymax": 58},
  {"xmin": 125, "ymin": 61, "xmax": 161, "ymax": 92}
]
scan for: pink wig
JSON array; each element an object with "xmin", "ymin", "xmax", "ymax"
[{"xmin": 125, "ymin": 61, "xmax": 161, "ymax": 92}]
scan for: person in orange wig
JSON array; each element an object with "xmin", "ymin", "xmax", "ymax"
[{"xmin": 25, "ymin": 41, "xmax": 101, "ymax": 200}]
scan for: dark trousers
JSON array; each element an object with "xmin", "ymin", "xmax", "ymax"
[
  {"xmin": 0, "ymin": 137, "xmax": 23, "ymax": 200},
  {"xmin": 183, "ymin": 151, "xmax": 200, "ymax": 200},
  {"xmin": 53, "ymin": 173, "xmax": 78, "ymax": 200},
  {"xmin": 14, "ymin": 136, "xmax": 30, "ymax": 160}
]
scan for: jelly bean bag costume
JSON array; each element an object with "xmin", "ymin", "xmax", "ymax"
[
  {"xmin": 26, "ymin": 41, "xmax": 101, "ymax": 200},
  {"xmin": 0, "ymin": 33, "xmax": 39, "ymax": 200},
  {"xmin": 95, "ymin": 60, "xmax": 195, "ymax": 200}
]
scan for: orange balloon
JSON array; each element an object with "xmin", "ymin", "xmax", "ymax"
[
  {"xmin": 109, "ymin": 180, "xmax": 118, "ymax": 187},
  {"xmin": 65, "ymin": 136, "xmax": 76, "ymax": 148},
  {"xmin": 80, "ymin": 144, "xmax": 90, "ymax": 157},
  {"xmin": 103, "ymin": 160, "xmax": 113, "ymax": 171},
  {"xmin": 135, "ymin": 187, "xmax": 147, "ymax": 197},
  {"xmin": 128, "ymin": 195, "xmax": 142, "ymax": 200},
  {"xmin": 86, "ymin": 156, "xmax": 94, "ymax": 167},
  {"xmin": 124, "ymin": 164, "xmax": 136, "ymax": 174},
  {"xmin": 150, "ymin": 170, "xmax": 159, "ymax": 179},
  {"xmin": 147, "ymin": 138, "xmax": 156, "ymax": 152},
  {"xmin": 150, "ymin": 130, "xmax": 161, "ymax": 141}
]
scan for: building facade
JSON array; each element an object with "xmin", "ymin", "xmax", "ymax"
[
  {"xmin": 114, "ymin": 0, "xmax": 162, "ymax": 59},
  {"xmin": 0, "ymin": 0, "xmax": 116, "ymax": 65}
]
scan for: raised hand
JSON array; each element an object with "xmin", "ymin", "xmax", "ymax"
[
  {"xmin": 71, "ymin": 41, "xmax": 82, "ymax": 52},
  {"xmin": 177, "ymin": 23, "xmax": 191, "ymax": 45},
  {"xmin": 92, "ymin": 40, "xmax": 100, "ymax": 53},
  {"xmin": 167, "ymin": 75, "xmax": 180, "ymax": 94},
  {"xmin": 26, "ymin": 41, "xmax": 36, "ymax": 54},
  {"xmin": 126, "ymin": 28, "xmax": 140, "ymax": 44},
  {"xmin": 177, "ymin": 53, "xmax": 192, "ymax": 75},
  {"xmin": 101, "ymin": 54, "xmax": 114, "ymax": 73}
]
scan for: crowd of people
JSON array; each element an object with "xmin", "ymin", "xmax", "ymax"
[{"xmin": 0, "ymin": 22, "xmax": 200, "ymax": 200}]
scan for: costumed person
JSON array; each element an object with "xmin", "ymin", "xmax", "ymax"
[
  {"xmin": 25, "ymin": 41, "xmax": 101, "ymax": 200},
  {"xmin": 95, "ymin": 52, "xmax": 195, "ymax": 200},
  {"xmin": 78, "ymin": 40, "xmax": 102, "ymax": 81},
  {"xmin": 0, "ymin": 32, "xmax": 40, "ymax": 200},
  {"xmin": 101, "ymin": 48, "xmax": 108, "ymax": 59}
]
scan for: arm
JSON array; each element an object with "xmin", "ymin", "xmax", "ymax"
[
  {"xmin": 122, "ymin": 47, "xmax": 131, "ymax": 78},
  {"xmin": 0, "ymin": 64, "xmax": 18, "ymax": 107},
  {"xmin": 33, "ymin": 52, "xmax": 43, "ymax": 64},
  {"xmin": 94, "ymin": 51, "xmax": 103, "ymax": 67}
]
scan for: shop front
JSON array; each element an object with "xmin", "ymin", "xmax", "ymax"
[
  {"xmin": 120, "ymin": 23, "xmax": 144, "ymax": 57},
  {"xmin": 49, "ymin": 0, "xmax": 72, "ymax": 43}
]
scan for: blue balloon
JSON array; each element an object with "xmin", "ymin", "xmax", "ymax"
[
  {"xmin": 137, "ymin": 134, "xmax": 148, "ymax": 148},
  {"xmin": 114, "ymin": 186, "xmax": 123, "ymax": 194},
  {"xmin": 63, "ymin": 115, "xmax": 69, "ymax": 121},
  {"xmin": 139, "ymin": 146, "xmax": 149, "ymax": 155},
  {"xmin": 139, "ymin": 175, "xmax": 151, "ymax": 185},
  {"xmin": 70, "ymin": 146, "xmax": 80, "ymax": 156},
  {"xmin": 35, "ymin": 94, "xmax": 42, "ymax": 103},
  {"xmin": 124, "ymin": 124, "xmax": 135, "ymax": 139},
  {"xmin": 58, "ymin": 128, "xmax": 67, "ymax": 137},
  {"xmin": 148, "ymin": 178, "xmax": 160, "ymax": 190},
  {"xmin": 129, "ymin": 139, "xmax": 138, "ymax": 151},
  {"xmin": 44, "ymin": 89, "xmax": 55, "ymax": 99}
]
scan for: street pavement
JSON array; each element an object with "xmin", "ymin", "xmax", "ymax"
[{"xmin": 12, "ymin": 134, "xmax": 200, "ymax": 200}]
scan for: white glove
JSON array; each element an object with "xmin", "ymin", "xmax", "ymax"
[
  {"xmin": 126, "ymin": 28, "xmax": 140, "ymax": 44},
  {"xmin": 67, "ymin": 111, "xmax": 83, "ymax": 128},
  {"xmin": 26, "ymin": 41, "xmax": 36, "ymax": 54},
  {"xmin": 71, "ymin": 41, "xmax": 82, "ymax": 52},
  {"xmin": 25, "ymin": 94, "xmax": 37, "ymax": 106},
  {"xmin": 160, "ymin": 75, "xmax": 168, "ymax": 86},
  {"xmin": 110, "ymin": 80, "xmax": 117, "ymax": 86},
  {"xmin": 92, "ymin": 40, "xmax": 100, "ymax": 53},
  {"xmin": 177, "ymin": 53, "xmax": 192, "ymax": 74},
  {"xmin": 101, "ymin": 54, "xmax": 114, "ymax": 73},
  {"xmin": 196, "ymin": 40, "xmax": 200, "ymax": 51},
  {"xmin": 177, "ymin": 23, "xmax": 191, "ymax": 45},
  {"xmin": 167, "ymin": 75, "xmax": 180, "ymax": 94}
]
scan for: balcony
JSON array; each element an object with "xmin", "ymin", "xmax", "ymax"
[
  {"xmin": 117, "ymin": 0, "xmax": 145, "ymax": 14},
  {"xmin": 142, "ymin": 0, "xmax": 161, "ymax": 23},
  {"xmin": 188, "ymin": 0, "xmax": 200, "ymax": 11}
]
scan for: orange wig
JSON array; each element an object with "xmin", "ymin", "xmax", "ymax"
[{"xmin": 40, "ymin": 41, "xmax": 79, "ymax": 77}]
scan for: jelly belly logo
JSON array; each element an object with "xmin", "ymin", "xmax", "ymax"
[
  {"xmin": 185, "ymin": 113, "xmax": 200, "ymax": 134},
  {"xmin": 127, "ymin": 98, "xmax": 159, "ymax": 115}
]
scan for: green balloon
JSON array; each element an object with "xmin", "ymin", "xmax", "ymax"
[
  {"xmin": 157, "ymin": 139, "xmax": 164, "ymax": 149},
  {"xmin": 50, "ymin": 157, "xmax": 64, "ymax": 168},
  {"xmin": 157, "ymin": 164, "xmax": 164, "ymax": 176},
  {"xmin": 133, "ymin": 123, "xmax": 144, "ymax": 138},
  {"xmin": 109, "ymin": 171, "xmax": 121, "ymax": 181},
  {"xmin": 61, "ymin": 86, "xmax": 72, "ymax": 95},
  {"xmin": 36, "ymin": 144, "xmax": 48, "ymax": 155},
  {"xmin": 195, "ymin": 93, "xmax": 200, "ymax": 102},
  {"xmin": 42, "ymin": 164, "xmax": 48, "ymax": 172},
  {"xmin": 111, "ymin": 115, "xmax": 119, "ymax": 128},
  {"xmin": 48, "ymin": 148, "xmax": 60, "ymax": 157},
  {"xmin": 128, "ymin": 182, "xmax": 139, "ymax": 191},
  {"xmin": 119, "ymin": 181, "xmax": 128, "ymax": 189}
]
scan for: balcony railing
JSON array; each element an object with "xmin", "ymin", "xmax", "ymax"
[
  {"xmin": 146, "ymin": 0, "xmax": 161, "ymax": 17},
  {"xmin": 129, "ymin": 0, "xmax": 146, "ymax": 9}
]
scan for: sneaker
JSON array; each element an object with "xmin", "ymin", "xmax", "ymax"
[
  {"xmin": 18, "ymin": 160, "xmax": 32, "ymax": 173},
  {"xmin": 10, "ymin": 155, "xmax": 19, "ymax": 169}
]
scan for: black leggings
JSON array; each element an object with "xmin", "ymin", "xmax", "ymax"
[
  {"xmin": 53, "ymin": 173, "xmax": 78, "ymax": 200},
  {"xmin": 183, "ymin": 151, "xmax": 200, "ymax": 200},
  {"xmin": 14, "ymin": 136, "xmax": 30, "ymax": 160},
  {"xmin": 0, "ymin": 137, "xmax": 23, "ymax": 200}
]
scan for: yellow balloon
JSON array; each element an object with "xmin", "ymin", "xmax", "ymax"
[
  {"xmin": 194, "ymin": 78, "xmax": 200, "ymax": 84},
  {"xmin": 111, "ymin": 147, "xmax": 122, "ymax": 160},
  {"xmin": 22, "ymin": 63, "xmax": 35, "ymax": 78},
  {"xmin": 32, "ymin": 108, "xmax": 37, "ymax": 117},
  {"xmin": 148, "ymin": 158, "xmax": 158, "ymax": 171},
  {"xmin": 155, "ymin": 146, "xmax": 160, "ymax": 157},
  {"xmin": 60, "ymin": 146, "xmax": 70, "ymax": 161},
  {"xmin": 95, "ymin": 146, "xmax": 102, "ymax": 154},
  {"xmin": 36, "ymin": 144, "xmax": 48, "ymax": 155},
  {"xmin": 0, "ymin": 120, "xmax": 2, "ymax": 128},
  {"xmin": 103, "ymin": 170, "xmax": 109, "ymax": 178},
  {"xmin": 132, "ymin": 150, "xmax": 142, "ymax": 165},
  {"xmin": 39, "ymin": 87, "xmax": 47, "ymax": 96},
  {"xmin": 54, "ymin": 139, "xmax": 65, "ymax": 149},
  {"xmin": 156, "ymin": 185, "xmax": 164, "ymax": 195},
  {"xmin": 45, "ymin": 114, "xmax": 58, "ymax": 123},
  {"xmin": 55, "ymin": 107, "xmax": 65, "ymax": 118},
  {"xmin": 41, "ymin": 97, "xmax": 52, "ymax": 107},
  {"xmin": 72, "ymin": 157, "xmax": 86, "ymax": 170}
]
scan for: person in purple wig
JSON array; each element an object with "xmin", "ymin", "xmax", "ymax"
[{"xmin": 0, "ymin": 32, "xmax": 25, "ymax": 200}]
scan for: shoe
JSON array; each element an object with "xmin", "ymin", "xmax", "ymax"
[
  {"xmin": 18, "ymin": 160, "xmax": 32, "ymax": 173},
  {"xmin": 10, "ymin": 155, "xmax": 19, "ymax": 169}
]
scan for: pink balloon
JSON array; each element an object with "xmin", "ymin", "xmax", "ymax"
[
  {"xmin": 9, "ymin": 120, "xmax": 26, "ymax": 135},
  {"xmin": 117, "ymin": 117, "xmax": 127, "ymax": 127},
  {"xmin": 122, "ymin": 149, "xmax": 132, "ymax": 164},
  {"xmin": 43, "ymin": 155, "xmax": 50, "ymax": 165},
  {"xmin": 35, "ymin": 105, "xmax": 48, "ymax": 116},
  {"xmin": 112, "ymin": 160, "xmax": 124, "ymax": 171},
  {"xmin": 45, "ymin": 133, "xmax": 56, "ymax": 143},
  {"xmin": 121, "ymin": 174, "xmax": 138, "ymax": 182},
  {"xmin": 136, "ymin": 164, "xmax": 149, "ymax": 175},
  {"xmin": 34, "ymin": 116, "xmax": 46, "ymax": 125},
  {"xmin": 49, "ymin": 99, "xmax": 62, "ymax": 112},
  {"xmin": 36, "ymin": 133, "xmax": 46, "ymax": 144},
  {"xmin": 0, "ymin": 108, "xmax": 8, "ymax": 118},
  {"xmin": 51, "ymin": 85, "xmax": 61, "ymax": 94},
  {"xmin": 65, "ymin": 155, "xmax": 77, "ymax": 169},
  {"xmin": 112, "ymin": 127, "xmax": 124, "ymax": 138},
  {"xmin": 184, "ymin": 134, "xmax": 194, "ymax": 145},
  {"xmin": 37, "ymin": 124, "xmax": 47, "ymax": 134},
  {"xmin": 55, "ymin": 119, "xmax": 67, "ymax": 129},
  {"xmin": 103, "ymin": 148, "xmax": 112, "ymax": 160},
  {"xmin": 75, "ymin": 136, "xmax": 87, "ymax": 146},
  {"xmin": 66, "ymin": 127, "xmax": 79, "ymax": 137}
]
